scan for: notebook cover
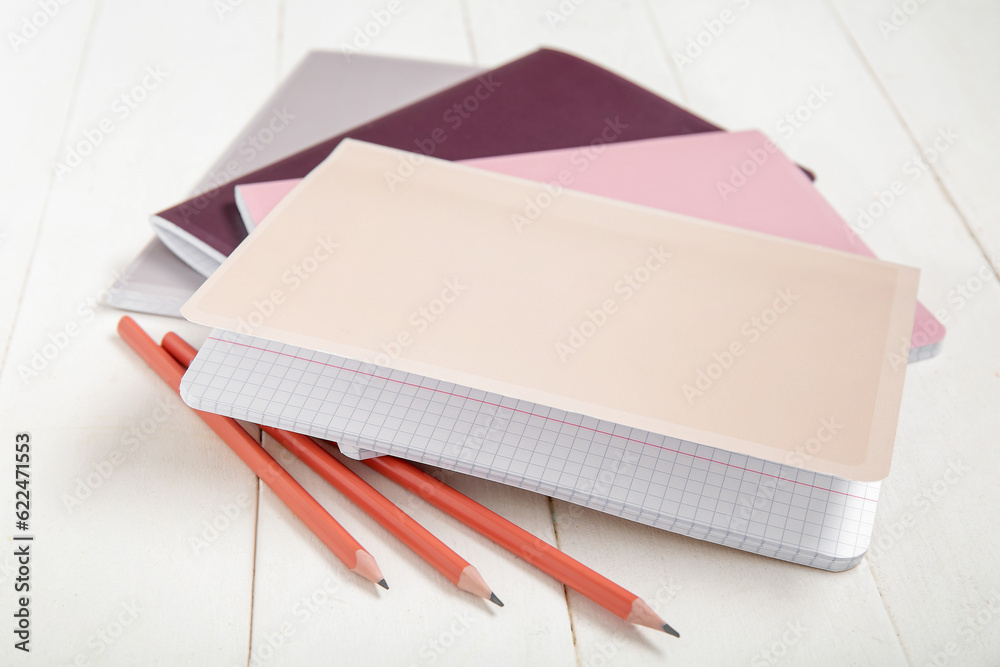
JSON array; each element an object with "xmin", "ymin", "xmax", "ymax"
[
  {"xmin": 106, "ymin": 51, "xmax": 483, "ymax": 314},
  {"xmin": 182, "ymin": 140, "xmax": 919, "ymax": 482},
  {"xmin": 235, "ymin": 179, "xmax": 301, "ymax": 234},
  {"xmin": 234, "ymin": 131, "xmax": 943, "ymax": 359},
  {"xmin": 152, "ymin": 48, "xmax": 745, "ymax": 275}
]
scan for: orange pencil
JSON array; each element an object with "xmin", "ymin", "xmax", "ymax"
[
  {"xmin": 164, "ymin": 329, "xmax": 678, "ymax": 636},
  {"xmin": 116, "ymin": 316, "xmax": 386, "ymax": 589},
  {"xmin": 162, "ymin": 332, "xmax": 501, "ymax": 607},
  {"xmin": 363, "ymin": 456, "xmax": 679, "ymax": 636}
]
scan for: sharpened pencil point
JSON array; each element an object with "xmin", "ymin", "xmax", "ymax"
[
  {"xmin": 662, "ymin": 623, "xmax": 680, "ymax": 638},
  {"xmin": 457, "ymin": 565, "xmax": 496, "ymax": 602},
  {"xmin": 378, "ymin": 578, "xmax": 389, "ymax": 590},
  {"xmin": 489, "ymin": 592, "xmax": 504, "ymax": 607},
  {"xmin": 352, "ymin": 549, "xmax": 386, "ymax": 587}
]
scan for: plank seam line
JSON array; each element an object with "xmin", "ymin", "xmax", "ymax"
[
  {"xmin": 640, "ymin": 0, "xmax": 690, "ymax": 105},
  {"xmin": 458, "ymin": 0, "xmax": 479, "ymax": 65},
  {"xmin": 823, "ymin": 3, "xmax": 926, "ymax": 665},
  {"xmin": 245, "ymin": 444, "xmax": 263, "ymax": 667},
  {"xmin": 825, "ymin": 0, "xmax": 1000, "ymax": 286},
  {"xmin": 0, "ymin": 0, "xmax": 105, "ymax": 381},
  {"xmin": 275, "ymin": 0, "xmax": 285, "ymax": 78},
  {"xmin": 548, "ymin": 496, "xmax": 584, "ymax": 667}
]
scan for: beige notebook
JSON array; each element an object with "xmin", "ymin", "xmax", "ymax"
[{"xmin": 182, "ymin": 140, "xmax": 918, "ymax": 481}]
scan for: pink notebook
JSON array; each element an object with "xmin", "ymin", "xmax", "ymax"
[{"xmin": 233, "ymin": 130, "xmax": 942, "ymax": 360}]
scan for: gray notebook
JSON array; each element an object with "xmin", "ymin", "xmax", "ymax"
[{"xmin": 105, "ymin": 51, "xmax": 481, "ymax": 316}]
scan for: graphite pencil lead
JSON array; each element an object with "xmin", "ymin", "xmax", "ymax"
[
  {"xmin": 457, "ymin": 565, "xmax": 496, "ymax": 602},
  {"xmin": 378, "ymin": 578, "xmax": 389, "ymax": 590},
  {"xmin": 489, "ymin": 592, "xmax": 504, "ymax": 607},
  {"xmin": 351, "ymin": 549, "xmax": 386, "ymax": 587},
  {"xmin": 662, "ymin": 623, "xmax": 680, "ymax": 638}
]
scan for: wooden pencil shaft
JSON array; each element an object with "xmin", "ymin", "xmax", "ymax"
[
  {"xmin": 265, "ymin": 427, "xmax": 471, "ymax": 585},
  {"xmin": 362, "ymin": 456, "xmax": 636, "ymax": 620},
  {"xmin": 118, "ymin": 318, "xmax": 364, "ymax": 571},
  {"xmin": 162, "ymin": 330, "xmax": 667, "ymax": 626},
  {"xmin": 163, "ymin": 332, "xmax": 477, "ymax": 590}
]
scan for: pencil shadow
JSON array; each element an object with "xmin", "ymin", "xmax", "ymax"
[{"xmin": 569, "ymin": 593, "xmax": 664, "ymax": 650}]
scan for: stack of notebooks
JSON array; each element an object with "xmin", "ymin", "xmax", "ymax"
[{"xmin": 112, "ymin": 48, "xmax": 944, "ymax": 573}]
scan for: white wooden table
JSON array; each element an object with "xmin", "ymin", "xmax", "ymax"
[{"xmin": 2, "ymin": 1, "xmax": 998, "ymax": 665}]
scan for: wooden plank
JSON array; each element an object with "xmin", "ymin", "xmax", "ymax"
[
  {"xmin": 0, "ymin": 0, "xmax": 99, "ymax": 371},
  {"xmin": 279, "ymin": 0, "xmax": 475, "ymax": 75},
  {"xmin": 4, "ymin": 1, "xmax": 997, "ymax": 664},
  {"xmin": 830, "ymin": 0, "xmax": 1000, "ymax": 275},
  {"xmin": 828, "ymin": 0, "xmax": 1000, "ymax": 663},
  {"xmin": 0, "ymin": 0, "xmax": 281, "ymax": 663},
  {"xmin": 553, "ymin": 500, "xmax": 907, "ymax": 665},
  {"xmin": 250, "ymin": 435, "xmax": 577, "ymax": 666},
  {"xmin": 465, "ymin": 0, "xmax": 684, "ymax": 99},
  {"xmin": 640, "ymin": 1, "xmax": 1000, "ymax": 664}
]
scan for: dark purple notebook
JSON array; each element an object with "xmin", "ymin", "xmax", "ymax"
[{"xmin": 151, "ymin": 48, "xmax": 811, "ymax": 275}]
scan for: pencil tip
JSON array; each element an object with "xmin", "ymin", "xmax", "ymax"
[
  {"xmin": 489, "ymin": 592, "xmax": 504, "ymax": 607},
  {"xmin": 352, "ymin": 549, "xmax": 386, "ymax": 587},
  {"xmin": 662, "ymin": 623, "xmax": 680, "ymax": 638},
  {"xmin": 378, "ymin": 578, "xmax": 389, "ymax": 590},
  {"xmin": 457, "ymin": 565, "xmax": 496, "ymax": 602}
]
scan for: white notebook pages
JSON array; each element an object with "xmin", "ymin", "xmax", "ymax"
[{"xmin": 182, "ymin": 328, "xmax": 880, "ymax": 572}]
